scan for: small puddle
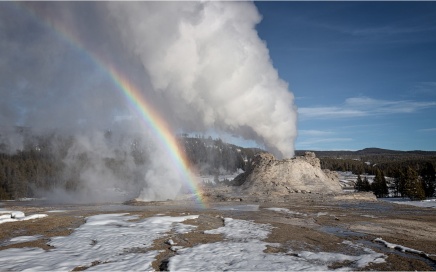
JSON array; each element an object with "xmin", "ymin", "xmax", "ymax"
[
  {"xmin": 214, "ymin": 204, "xmax": 259, "ymax": 211},
  {"xmin": 320, "ymin": 226, "xmax": 366, "ymax": 238}
]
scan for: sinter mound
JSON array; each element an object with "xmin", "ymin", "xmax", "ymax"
[{"xmin": 234, "ymin": 152, "xmax": 343, "ymax": 196}]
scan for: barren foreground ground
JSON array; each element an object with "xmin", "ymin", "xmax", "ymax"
[{"xmin": 1, "ymin": 194, "xmax": 435, "ymax": 271}]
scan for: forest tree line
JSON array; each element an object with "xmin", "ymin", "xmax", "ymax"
[
  {"xmin": 317, "ymin": 151, "xmax": 436, "ymax": 200},
  {"xmin": 0, "ymin": 133, "xmax": 261, "ymax": 200}
]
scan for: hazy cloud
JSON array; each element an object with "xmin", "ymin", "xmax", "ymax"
[
  {"xmin": 299, "ymin": 97, "xmax": 436, "ymax": 119},
  {"xmin": 298, "ymin": 130, "xmax": 334, "ymax": 137},
  {"xmin": 419, "ymin": 128, "xmax": 436, "ymax": 132}
]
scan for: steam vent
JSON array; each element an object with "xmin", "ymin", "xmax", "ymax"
[{"xmin": 234, "ymin": 152, "xmax": 342, "ymax": 196}]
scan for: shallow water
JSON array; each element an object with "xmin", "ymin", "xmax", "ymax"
[
  {"xmin": 213, "ymin": 204, "xmax": 260, "ymax": 211},
  {"xmin": 319, "ymin": 226, "xmax": 366, "ymax": 238}
]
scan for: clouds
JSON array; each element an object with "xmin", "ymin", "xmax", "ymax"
[
  {"xmin": 299, "ymin": 97, "xmax": 436, "ymax": 120},
  {"xmin": 296, "ymin": 96, "xmax": 436, "ymax": 150},
  {"xmin": 253, "ymin": 2, "xmax": 436, "ymax": 151}
]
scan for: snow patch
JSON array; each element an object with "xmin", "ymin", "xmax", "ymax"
[
  {"xmin": 215, "ymin": 204, "xmax": 259, "ymax": 211},
  {"xmin": 3, "ymin": 235, "xmax": 44, "ymax": 246},
  {"xmin": 317, "ymin": 212, "xmax": 329, "ymax": 217},
  {"xmin": 374, "ymin": 238, "xmax": 431, "ymax": 257},
  {"xmin": 0, "ymin": 211, "xmax": 47, "ymax": 224},
  {"xmin": 381, "ymin": 198, "xmax": 436, "ymax": 208},
  {"xmin": 0, "ymin": 213, "xmax": 198, "ymax": 271},
  {"xmin": 0, "ymin": 211, "xmax": 386, "ymax": 271},
  {"xmin": 297, "ymin": 249, "xmax": 385, "ymax": 268},
  {"xmin": 205, "ymin": 218, "xmax": 271, "ymax": 241},
  {"xmin": 170, "ymin": 217, "xmax": 386, "ymax": 271},
  {"xmin": 265, "ymin": 207, "xmax": 306, "ymax": 216}
]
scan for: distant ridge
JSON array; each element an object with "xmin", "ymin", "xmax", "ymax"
[{"xmin": 295, "ymin": 148, "xmax": 436, "ymax": 157}]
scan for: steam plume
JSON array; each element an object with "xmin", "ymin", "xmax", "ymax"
[
  {"xmin": 108, "ymin": 1, "xmax": 297, "ymax": 158},
  {"xmin": 0, "ymin": 2, "xmax": 297, "ymax": 202}
]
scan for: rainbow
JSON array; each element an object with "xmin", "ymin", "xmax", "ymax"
[
  {"xmin": 17, "ymin": 3, "xmax": 206, "ymax": 207},
  {"xmin": 106, "ymin": 66, "xmax": 206, "ymax": 208}
]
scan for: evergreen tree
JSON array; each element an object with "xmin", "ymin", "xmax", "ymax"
[
  {"xmin": 371, "ymin": 169, "xmax": 389, "ymax": 197},
  {"xmin": 403, "ymin": 166, "xmax": 426, "ymax": 200},
  {"xmin": 355, "ymin": 174, "xmax": 364, "ymax": 191},
  {"xmin": 393, "ymin": 171, "xmax": 403, "ymax": 197},
  {"xmin": 420, "ymin": 162, "xmax": 435, "ymax": 197},
  {"xmin": 362, "ymin": 176, "xmax": 371, "ymax": 192}
]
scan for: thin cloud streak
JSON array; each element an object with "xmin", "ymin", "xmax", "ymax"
[
  {"xmin": 297, "ymin": 137, "xmax": 353, "ymax": 150},
  {"xmin": 419, "ymin": 128, "xmax": 436, "ymax": 132},
  {"xmin": 299, "ymin": 97, "xmax": 436, "ymax": 119},
  {"xmin": 298, "ymin": 107, "xmax": 366, "ymax": 119},
  {"xmin": 298, "ymin": 130, "xmax": 334, "ymax": 136}
]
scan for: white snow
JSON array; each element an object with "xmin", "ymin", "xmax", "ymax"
[
  {"xmin": 205, "ymin": 218, "xmax": 271, "ymax": 241},
  {"xmin": 0, "ymin": 211, "xmax": 47, "ymax": 224},
  {"xmin": 317, "ymin": 212, "xmax": 329, "ymax": 217},
  {"xmin": 0, "ymin": 213, "xmax": 198, "ymax": 271},
  {"xmin": 166, "ymin": 239, "xmax": 175, "ymax": 245},
  {"xmin": 170, "ymin": 217, "xmax": 386, "ymax": 271},
  {"xmin": 297, "ymin": 248, "xmax": 385, "ymax": 268},
  {"xmin": 11, "ymin": 211, "xmax": 25, "ymax": 218},
  {"xmin": 173, "ymin": 222, "xmax": 197, "ymax": 234},
  {"xmin": 0, "ymin": 212, "xmax": 386, "ymax": 271},
  {"xmin": 199, "ymin": 168, "xmax": 244, "ymax": 184},
  {"xmin": 215, "ymin": 204, "xmax": 259, "ymax": 211},
  {"xmin": 265, "ymin": 207, "xmax": 306, "ymax": 216},
  {"xmin": 381, "ymin": 198, "xmax": 436, "ymax": 208},
  {"xmin": 374, "ymin": 238, "xmax": 430, "ymax": 257},
  {"xmin": 361, "ymin": 214, "xmax": 379, "ymax": 218},
  {"xmin": 9, "ymin": 236, "xmax": 41, "ymax": 243},
  {"xmin": 17, "ymin": 198, "xmax": 43, "ymax": 201}
]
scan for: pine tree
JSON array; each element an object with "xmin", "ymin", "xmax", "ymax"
[
  {"xmin": 404, "ymin": 167, "xmax": 426, "ymax": 200},
  {"xmin": 420, "ymin": 162, "xmax": 435, "ymax": 197},
  {"xmin": 355, "ymin": 174, "xmax": 364, "ymax": 191},
  {"xmin": 371, "ymin": 169, "xmax": 389, "ymax": 198},
  {"xmin": 362, "ymin": 176, "xmax": 371, "ymax": 192}
]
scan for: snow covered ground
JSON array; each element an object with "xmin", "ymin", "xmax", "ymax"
[
  {"xmin": 337, "ymin": 171, "xmax": 375, "ymax": 189},
  {"xmin": 380, "ymin": 198, "xmax": 436, "ymax": 208},
  {"xmin": 170, "ymin": 218, "xmax": 385, "ymax": 271},
  {"xmin": 265, "ymin": 207, "xmax": 307, "ymax": 216},
  {"xmin": 199, "ymin": 168, "xmax": 244, "ymax": 184},
  {"xmin": 374, "ymin": 238, "xmax": 432, "ymax": 257},
  {"xmin": 0, "ymin": 213, "xmax": 198, "ymax": 271},
  {"xmin": 0, "ymin": 210, "xmax": 386, "ymax": 271},
  {"xmin": 0, "ymin": 211, "xmax": 47, "ymax": 224}
]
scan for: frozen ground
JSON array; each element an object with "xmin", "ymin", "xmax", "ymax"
[
  {"xmin": 381, "ymin": 197, "xmax": 436, "ymax": 208},
  {"xmin": 0, "ymin": 213, "xmax": 198, "ymax": 271},
  {"xmin": 0, "ymin": 210, "xmax": 47, "ymax": 224},
  {"xmin": 170, "ymin": 218, "xmax": 384, "ymax": 271},
  {"xmin": 199, "ymin": 168, "xmax": 244, "ymax": 185},
  {"xmin": 0, "ymin": 211, "xmax": 384, "ymax": 271},
  {"xmin": 0, "ymin": 194, "xmax": 435, "ymax": 271}
]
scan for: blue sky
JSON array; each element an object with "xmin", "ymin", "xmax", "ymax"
[
  {"xmin": 255, "ymin": 1, "xmax": 436, "ymax": 151},
  {"xmin": 1, "ymin": 2, "xmax": 435, "ymax": 154}
]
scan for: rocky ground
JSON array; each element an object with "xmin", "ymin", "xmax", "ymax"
[{"xmin": 1, "ymin": 192, "xmax": 435, "ymax": 271}]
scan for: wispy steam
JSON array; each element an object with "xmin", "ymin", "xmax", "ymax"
[{"xmin": 0, "ymin": 2, "xmax": 297, "ymax": 202}]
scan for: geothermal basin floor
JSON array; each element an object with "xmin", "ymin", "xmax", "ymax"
[{"xmin": 0, "ymin": 195, "xmax": 435, "ymax": 271}]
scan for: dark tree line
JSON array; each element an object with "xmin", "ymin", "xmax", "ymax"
[
  {"xmin": 319, "ymin": 154, "xmax": 436, "ymax": 200},
  {"xmin": 0, "ymin": 150, "xmax": 62, "ymax": 199},
  {"xmin": 180, "ymin": 136, "xmax": 261, "ymax": 175},
  {"xmin": 0, "ymin": 134, "xmax": 261, "ymax": 200}
]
